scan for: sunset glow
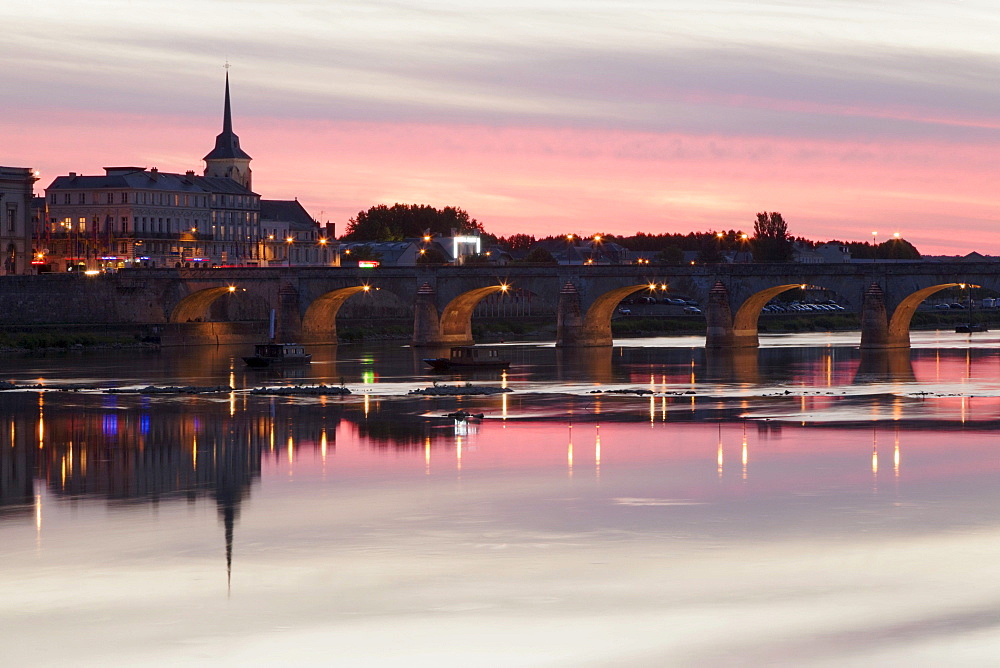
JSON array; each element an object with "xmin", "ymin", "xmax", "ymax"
[{"xmin": 6, "ymin": 1, "xmax": 1000, "ymax": 253}]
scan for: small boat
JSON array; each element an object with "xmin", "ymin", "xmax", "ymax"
[
  {"xmin": 955, "ymin": 323, "xmax": 988, "ymax": 333},
  {"xmin": 243, "ymin": 343, "xmax": 312, "ymax": 368},
  {"xmin": 423, "ymin": 346, "xmax": 510, "ymax": 371}
]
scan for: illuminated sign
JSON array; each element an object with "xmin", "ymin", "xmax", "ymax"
[
  {"xmin": 452, "ymin": 235, "xmax": 481, "ymax": 259},
  {"xmin": 358, "ymin": 260, "xmax": 379, "ymax": 268}
]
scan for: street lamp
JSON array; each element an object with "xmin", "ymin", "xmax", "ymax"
[{"xmin": 286, "ymin": 236, "xmax": 294, "ymax": 267}]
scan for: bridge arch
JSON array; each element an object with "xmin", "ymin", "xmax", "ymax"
[
  {"xmin": 583, "ymin": 285, "xmax": 661, "ymax": 345},
  {"xmin": 169, "ymin": 286, "xmax": 240, "ymax": 323},
  {"xmin": 731, "ymin": 283, "xmax": 809, "ymax": 347},
  {"xmin": 301, "ymin": 285, "xmax": 373, "ymax": 343},
  {"xmin": 887, "ymin": 283, "xmax": 962, "ymax": 346},
  {"xmin": 438, "ymin": 285, "xmax": 510, "ymax": 342},
  {"xmin": 554, "ymin": 283, "xmax": 656, "ymax": 347}
]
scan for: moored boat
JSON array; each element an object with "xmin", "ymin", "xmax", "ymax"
[
  {"xmin": 423, "ymin": 346, "xmax": 510, "ymax": 371},
  {"xmin": 243, "ymin": 343, "xmax": 312, "ymax": 368}
]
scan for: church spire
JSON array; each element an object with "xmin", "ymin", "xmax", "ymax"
[
  {"xmin": 204, "ymin": 70, "xmax": 253, "ymax": 189},
  {"xmin": 222, "ymin": 71, "xmax": 233, "ymax": 135}
]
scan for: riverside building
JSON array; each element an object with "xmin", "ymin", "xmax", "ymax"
[
  {"xmin": 0, "ymin": 166, "xmax": 39, "ymax": 274},
  {"xmin": 39, "ymin": 75, "xmax": 336, "ymax": 271}
]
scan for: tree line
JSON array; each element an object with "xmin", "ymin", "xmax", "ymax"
[{"xmin": 341, "ymin": 204, "xmax": 920, "ymax": 262}]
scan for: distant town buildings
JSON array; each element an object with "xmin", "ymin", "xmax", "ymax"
[{"xmin": 34, "ymin": 74, "xmax": 336, "ymax": 272}]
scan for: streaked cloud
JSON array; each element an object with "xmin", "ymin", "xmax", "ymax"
[{"xmin": 4, "ymin": 0, "xmax": 1000, "ymax": 253}]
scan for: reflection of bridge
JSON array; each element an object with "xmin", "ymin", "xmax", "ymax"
[{"xmin": 3, "ymin": 262, "xmax": 998, "ymax": 348}]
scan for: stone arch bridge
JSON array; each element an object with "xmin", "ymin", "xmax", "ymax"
[{"xmin": 5, "ymin": 262, "xmax": 997, "ymax": 349}]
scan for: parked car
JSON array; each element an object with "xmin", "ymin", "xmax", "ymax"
[
  {"xmin": 683, "ymin": 306, "xmax": 702, "ymax": 314},
  {"xmin": 617, "ymin": 307, "xmax": 632, "ymax": 315}
]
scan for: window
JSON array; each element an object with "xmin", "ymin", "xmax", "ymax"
[
  {"xmin": 63, "ymin": 193, "xmax": 70, "ymax": 204},
  {"xmin": 106, "ymin": 192, "xmax": 114, "ymax": 204},
  {"xmin": 120, "ymin": 192, "xmax": 128, "ymax": 204},
  {"xmin": 78, "ymin": 193, "xmax": 86, "ymax": 204},
  {"xmin": 6, "ymin": 207, "xmax": 15, "ymax": 232},
  {"xmin": 121, "ymin": 217, "xmax": 129, "ymax": 233}
]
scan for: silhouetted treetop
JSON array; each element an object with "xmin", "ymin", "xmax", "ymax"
[{"xmin": 342, "ymin": 204, "xmax": 483, "ymax": 242}]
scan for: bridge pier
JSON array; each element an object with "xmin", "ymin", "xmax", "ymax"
[
  {"xmin": 556, "ymin": 281, "xmax": 612, "ymax": 347},
  {"xmin": 859, "ymin": 282, "xmax": 905, "ymax": 349},
  {"xmin": 412, "ymin": 282, "xmax": 474, "ymax": 347},
  {"xmin": 705, "ymin": 281, "xmax": 737, "ymax": 348},
  {"xmin": 276, "ymin": 282, "xmax": 303, "ymax": 343}
]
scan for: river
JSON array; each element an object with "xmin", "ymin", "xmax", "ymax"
[{"xmin": 2, "ymin": 331, "xmax": 1000, "ymax": 665}]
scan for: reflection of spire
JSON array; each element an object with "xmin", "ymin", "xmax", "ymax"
[{"xmin": 223, "ymin": 501, "xmax": 234, "ymax": 595}]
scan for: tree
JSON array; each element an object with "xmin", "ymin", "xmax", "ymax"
[
  {"xmin": 500, "ymin": 233, "xmax": 536, "ymax": 251},
  {"xmin": 878, "ymin": 238, "xmax": 920, "ymax": 260},
  {"xmin": 655, "ymin": 246, "xmax": 684, "ymax": 265},
  {"xmin": 416, "ymin": 247, "xmax": 448, "ymax": 264},
  {"xmin": 695, "ymin": 236, "xmax": 724, "ymax": 264},
  {"xmin": 344, "ymin": 245, "xmax": 382, "ymax": 263},
  {"xmin": 461, "ymin": 253, "xmax": 494, "ymax": 265},
  {"xmin": 752, "ymin": 212, "xmax": 793, "ymax": 263},
  {"xmin": 519, "ymin": 247, "xmax": 558, "ymax": 265},
  {"xmin": 342, "ymin": 203, "xmax": 483, "ymax": 242}
]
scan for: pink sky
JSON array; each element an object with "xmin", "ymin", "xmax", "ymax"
[{"xmin": 5, "ymin": 1, "xmax": 1000, "ymax": 255}]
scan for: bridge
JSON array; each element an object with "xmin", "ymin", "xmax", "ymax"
[{"xmin": 1, "ymin": 261, "xmax": 996, "ymax": 349}]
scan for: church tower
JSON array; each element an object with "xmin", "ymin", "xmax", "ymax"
[{"xmin": 203, "ymin": 72, "xmax": 252, "ymax": 190}]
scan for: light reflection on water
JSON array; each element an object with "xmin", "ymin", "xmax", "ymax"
[{"xmin": 4, "ymin": 335, "xmax": 1000, "ymax": 664}]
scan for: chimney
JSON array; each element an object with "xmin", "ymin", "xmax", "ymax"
[
  {"xmin": 68, "ymin": 172, "xmax": 77, "ymax": 178},
  {"xmin": 186, "ymin": 170, "xmax": 195, "ymax": 177}
]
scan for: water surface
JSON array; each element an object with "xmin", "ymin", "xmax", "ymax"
[{"xmin": 3, "ymin": 331, "xmax": 1000, "ymax": 665}]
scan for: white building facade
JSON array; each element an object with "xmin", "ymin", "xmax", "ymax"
[{"xmin": 0, "ymin": 166, "xmax": 38, "ymax": 274}]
